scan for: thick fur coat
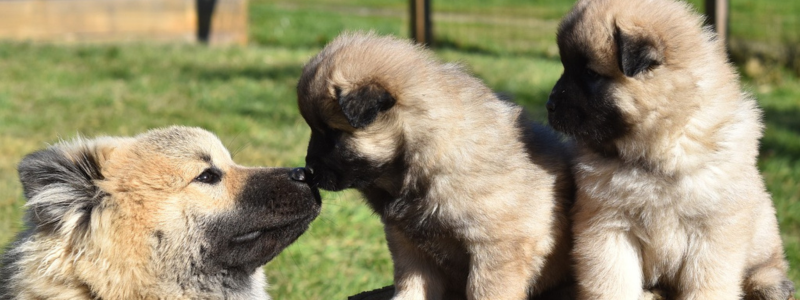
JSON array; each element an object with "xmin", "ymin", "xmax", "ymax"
[
  {"xmin": 546, "ymin": 0, "xmax": 794, "ymax": 299},
  {"xmin": 0, "ymin": 126, "xmax": 320, "ymax": 299},
  {"xmin": 298, "ymin": 33, "xmax": 575, "ymax": 300}
]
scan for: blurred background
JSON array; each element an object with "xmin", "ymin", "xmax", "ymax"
[{"xmin": 0, "ymin": 0, "xmax": 797, "ymax": 299}]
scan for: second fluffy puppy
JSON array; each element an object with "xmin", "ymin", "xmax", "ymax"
[
  {"xmin": 548, "ymin": 0, "xmax": 794, "ymax": 299},
  {"xmin": 297, "ymin": 33, "xmax": 574, "ymax": 299}
]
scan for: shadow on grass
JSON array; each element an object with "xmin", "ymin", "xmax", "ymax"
[
  {"xmin": 434, "ymin": 36, "xmax": 506, "ymax": 57},
  {"xmin": 180, "ymin": 63, "xmax": 303, "ymax": 83},
  {"xmin": 173, "ymin": 63, "xmax": 307, "ymax": 124},
  {"xmin": 760, "ymin": 105, "xmax": 800, "ymax": 162},
  {"xmin": 495, "ymin": 86, "xmax": 552, "ymax": 123},
  {"xmin": 434, "ymin": 36, "xmax": 558, "ymax": 61}
]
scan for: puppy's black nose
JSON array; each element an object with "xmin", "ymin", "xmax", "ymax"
[
  {"xmin": 546, "ymin": 99, "xmax": 556, "ymax": 113},
  {"xmin": 290, "ymin": 167, "xmax": 309, "ymax": 182}
]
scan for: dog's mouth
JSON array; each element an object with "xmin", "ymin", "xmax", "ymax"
[
  {"xmin": 310, "ymin": 186, "xmax": 322, "ymax": 204},
  {"xmin": 230, "ymin": 217, "xmax": 310, "ymax": 244},
  {"xmin": 307, "ymin": 166, "xmax": 348, "ymax": 191}
]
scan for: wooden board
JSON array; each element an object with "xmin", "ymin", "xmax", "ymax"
[{"xmin": 0, "ymin": 0, "xmax": 247, "ymax": 45}]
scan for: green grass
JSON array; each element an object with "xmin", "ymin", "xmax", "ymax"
[
  {"xmin": 0, "ymin": 0, "xmax": 798, "ymax": 299},
  {"xmin": 756, "ymin": 73, "xmax": 800, "ymax": 284},
  {"xmin": 249, "ymin": 3, "xmax": 405, "ymax": 49},
  {"xmin": 0, "ymin": 41, "xmax": 395, "ymax": 299},
  {"xmin": 729, "ymin": 1, "xmax": 800, "ymax": 44}
]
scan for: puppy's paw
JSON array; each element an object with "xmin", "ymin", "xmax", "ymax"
[
  {"xmin": 746, "ymin": 278, "xmax": 796, "ymax": 300},
  {"xmin": 783, "ymin": 279, "xmax": 797, "ymax": 300},
  {"xmin": 641, "ymin": 288, "xmax": 668, "ymax": 300}
]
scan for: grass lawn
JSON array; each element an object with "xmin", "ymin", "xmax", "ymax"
[{"xmin": 0, "ymin": 0, "xmax": 798, "ymax": 299}]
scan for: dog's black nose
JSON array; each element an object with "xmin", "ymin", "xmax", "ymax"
[
  {"xmin": 546, "ymin": 99, "xmax": 556, "ymax": 113},
  {"xmin": 290, "ymin": 167, "xmax": 309, "ymax": 182}
]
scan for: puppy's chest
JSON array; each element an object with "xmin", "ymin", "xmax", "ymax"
[
  {"xmin": 577, "ymin": 161, "xmax": 721, "ymax": 278},
  {"xmin": 576, "ymin": 159, "xmax": 724, "ymax": 213},
  {"xmin": 577, "ymin": 164, "xmax": 716, "ymax": 236}
]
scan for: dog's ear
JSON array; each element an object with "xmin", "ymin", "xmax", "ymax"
[
  {"xmin": 615, "ymin": 25, "xmax": 664, "ymax": 77},
  {"xmin": 18, "ymin": 138, "xmax": 117, "ymax": 233},
  {"xmin": 337, "ymin": 82, "xmax": 396, "ymax": 129}
]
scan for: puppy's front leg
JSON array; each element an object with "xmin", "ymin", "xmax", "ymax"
[
  {"xmin": 466, "ymin": 240, "xmax": 542, "ymax": 300},
  {"xmin": 385, "ymin": 225, "xmax": 445, "ymax": 300},
  {"xmin": 676, "ymin": 237, "xmax": 747, "ymax": 300},
  {"xmin": 574, "ymin": 226, "xmax": 644, "ymax": 300}
]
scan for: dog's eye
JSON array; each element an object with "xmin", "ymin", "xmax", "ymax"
[
  {"xmin": 585, "ymin": 68, "xmax": 601, "ymax": 80},
  {"xmin": 334, "ymin": 86, "xmax": 343, "ymax": 98},
  {"xmin": 194, "ymin": 168, "xmax": 222, "ymax": 184}
]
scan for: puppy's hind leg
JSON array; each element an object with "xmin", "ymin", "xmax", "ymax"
[
  {"xmin": 676, "ymin": 237, "xmax": 748, "ymax": 300},
  {"xmin": 467, "ymin": 239, "xmax": 542, "ymax": 300},
  {"xmin": 386, "ymin": 226, "xmax": 445, "ymax": 300},
  {"xmin": 743, "ymin": 253, "xmax": 795, "ymax": 300}
]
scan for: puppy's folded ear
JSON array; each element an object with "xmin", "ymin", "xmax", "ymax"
[
  {"xmin": 337, "ymin": 82, "xmax": 396, "ymax": 128},
  {"xmin": 18, "ymin": 138, "xmax": 117, "ymax": 233},
  {"xmin": 615, "ymin": 24, "xmax": 664, "ymax": 77}
]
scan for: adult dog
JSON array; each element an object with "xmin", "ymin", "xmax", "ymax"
[
  {"xmin": 297, "ymin": 32, "xmax": 575, "ymax": 299},
  {"xmin": 547, "ymin": 0, "xmax": 794, "ymax": 299},
  {"xmin": 0, "ymin": 126, "xmax": 320, "ymax": 299}
]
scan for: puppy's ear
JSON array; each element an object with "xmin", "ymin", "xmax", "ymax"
[
  {"xmin": 337, "ymin": 82, "xmax": 396, "ymax": 128},
  {"xmin": 615, "ymin": 25, "xmax": 664, "ymax": 77},
  {"xmin": 18, "ymin": 138, "xmax": 117, "ymax": 234}
]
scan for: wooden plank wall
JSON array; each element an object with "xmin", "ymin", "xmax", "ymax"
[{"xmin": 0, "ymin": 0, "xmax": 247, "ymax": 45}]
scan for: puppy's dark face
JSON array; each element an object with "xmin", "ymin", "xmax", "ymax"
[
  {"xmin": 546, "ymin": 47, "xmax": 629, "ymax": 153},
  {"xmin": 303, "ymin": 126, "xmax": 391, "ymax": 192},
  {"xmin": 547, "ymin": 7, "xmax": 665, "ymax": 154},
  {"xmin": 297, "ymin": 63, "xmax": 400, "ymax": 192}
]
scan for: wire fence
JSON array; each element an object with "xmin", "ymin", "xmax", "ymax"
[{"xmin": 251, "ymin": 0, "xmax": 799, "ymax": 75}]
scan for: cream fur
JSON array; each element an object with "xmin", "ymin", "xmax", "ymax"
[
  {"xmin": 557, "ymin": 0, "xmax": 793, "ymax": 299},
  {"xmin": 298, "ymin": 32, "xmax": 575, "ymax": 300}
]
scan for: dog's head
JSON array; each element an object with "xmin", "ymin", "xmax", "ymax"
[
  {"xmin": 296, "ymin": 33, "xmax": 440, "ymax": 192},
  {"xmin": 546, "ymin": 0, "xmax": 714, "ymax": 155},
  {"xmin": 15, "ymin": 126, "xmax": 320, "ymax": 298}
]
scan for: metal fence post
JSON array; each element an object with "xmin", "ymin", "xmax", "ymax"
[
  {"xmin": 410, "ymin": 0, "xmax": 432, "ymax": 46},
  {"xmin": 704, "ymin": 0, "xmax": 729, "ymax": 46},
  {"xmin": 197, "ymin": 0, "xmax": 217, "ymax": 44}
]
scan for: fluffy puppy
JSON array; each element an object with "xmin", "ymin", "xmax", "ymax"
[
  {"xmin": 297, "ymin": 32, "xmax": 575, "ymax": 299},
  {"xmin": 0, "ymin": 126, "xmax": 320, "ymax": 299},
  {"xmin": 546, "ymin": 0, "xmax": 795, "ymax": 299}
]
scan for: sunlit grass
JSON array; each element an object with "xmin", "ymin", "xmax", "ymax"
[{"xmin": 0, "ymin": 1, "xmax": 798, "ymax": 299}]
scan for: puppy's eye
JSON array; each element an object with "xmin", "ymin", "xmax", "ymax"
[
  {"xmin": 194, "ymin": 168, "xmax": 222, "ymax": 184},
  {"xmin": 334, "ymin": 86, "xmax": 343, "ymax": 98},
  {"xmin": 585, "ymin": 68, "xmax": 601, "ymax": 79}
]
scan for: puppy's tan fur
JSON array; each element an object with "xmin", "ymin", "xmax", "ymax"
[
  {"xmin": 298, "ymin": 33, "xmax": 574, "ymax": 299},
  {"xmin": 549, "ymin": 0, "xmax": 794, "ymax": 299},
  {"xmin": 0, "ymin": 126, "xmax": 320, "ymax": 299}
]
